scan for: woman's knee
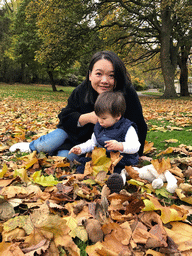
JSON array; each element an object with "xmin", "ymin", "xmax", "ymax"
[{"xmin": 30, "ymin": 128, "xmax": 68, "ymax": 153}]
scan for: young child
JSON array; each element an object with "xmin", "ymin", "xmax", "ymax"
[{"xmin": 69, "ymin": 91, "xmax": 141, "ymax": 174}]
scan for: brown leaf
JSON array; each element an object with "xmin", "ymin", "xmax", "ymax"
[
  {"xmin": 151, "ymin": 158, "xmax": 171, "ymax": 174},
  {"xmin": 164, "ymin": 222, "xmax": 192, "ymax": 254},
  {"xmin": 125, "ymin": 166, "xmax": 139, "ymax": 179},
  {"xmin": 83, "ymin": 218, "xmax": 104, "ymax": 243},
  {"xmin": 22, "ymin": 239, "xmax": 50, "ymax": 254},
  {"xmin": 0, "ymin": 242, "xmax": 25, "ymax": 255},
  {"xmin": 143, "ymin": 141, "xmax": 156, "ymax": 154}
]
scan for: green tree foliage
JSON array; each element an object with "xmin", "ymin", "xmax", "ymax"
[
  {"xmin": 26, "ymin": 0, "xmax": 100, "ymax": 91},
  {"xmin": 9, "ymin": 0, "xmax": 42, "ymax": 84},
  {"xmin": 94, "ymin": 0, "xmax": 192, "ymax": 98},
  {"xmin": 0, "ymin": 8, "xmax": 11, "ymax": 82}
]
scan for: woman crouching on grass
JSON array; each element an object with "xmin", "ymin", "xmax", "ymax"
[{"xmin": 10, "ymin": 50, "xmax": 147, "ymax": 164}]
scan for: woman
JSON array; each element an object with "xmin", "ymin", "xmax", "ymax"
[{"xmin": 10, "ymin": 51, "xmax": 147, "ymax": 161}]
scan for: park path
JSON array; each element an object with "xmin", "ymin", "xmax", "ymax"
[{"xmin": 137, "ymin": 88, "xmax": 159, "ymax": 96}]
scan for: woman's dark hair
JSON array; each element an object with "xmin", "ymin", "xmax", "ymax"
[
  {"xmin": 85, "ymin": 50, "xmax": 132, "ymax": 92},
  {"xmin": 94, "ymin": 91, "xmax": 126, "ymax": 117}
]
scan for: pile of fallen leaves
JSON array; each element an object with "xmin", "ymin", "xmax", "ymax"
[{"xmin": 0, "ymin": 96, "xmax": 192, "ymax": 256}]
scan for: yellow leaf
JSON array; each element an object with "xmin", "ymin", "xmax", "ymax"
[
  {"xmin": 64, "ymin": 216, "xmax": 88, "ymax": 242},
  {"xmin": 0, "ymin": 163, "xmax": 8, "ymax": 178},
  {"xmin": 143, "ymin": 195, "xmax": 187, "ymax": 224},
  {"xmin": 90, "ymin": 147, "xmax": 111, "ymax": 176},
  {"xmin": 24, "ymin": 157, "xmax": 39, "ymax": 169},
  {"xmin": 14, "ymin": 168, "xmax": 29, "ymax": 182},
  {"xmin": 3, "ymin": 215, "xmax": 33, "ymax": 235},
  {"xmin": 32, "ymin": 174, "xmax": 59, "ymax": 186},
  {"xmin": 128, "ymin": 179, "xmax": 152, "ymax": 193},
  {"xmin": 156, "ymin": 147, "xmax": 173, "ymax": 157},
  {"xmin": 32, "ymin": 170, "xmax": 41, "ymax": 179}
]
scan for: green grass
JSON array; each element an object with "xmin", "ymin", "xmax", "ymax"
[
  {"xmin": 142, "ymin": 91, "xmax": 192, "ymax": 100},
  {"xmin": 142, "ymin": 91, "xmax": 163, "ymax": 96},
  {"xmin": 0, "ymin": 82, "xmax": 75, "ymax": 102},
  {"xmin": 146, "ymin": 119, "xmax": 192, "ymax": 157}
]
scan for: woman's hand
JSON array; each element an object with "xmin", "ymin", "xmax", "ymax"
[
  {"xmin": 69, "ymin": 146, "xmax": 82, "ymax": 155},
  {"xmin": 104, "ymin": 140, "xmax": 123, "ymax": 151},
  {"xmin": 79, "ymin": 111, "xmax": 98, "ymax": 126}
]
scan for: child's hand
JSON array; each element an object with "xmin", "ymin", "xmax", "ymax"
[
  {"xmin": 104, "ymin": 140, "xmax": 123, "ymax": 151},
  {"xmin": 69, "ymin": 146, "xmax": 82, "ymax": 155}
]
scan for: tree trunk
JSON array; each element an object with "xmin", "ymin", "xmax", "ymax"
[
  {"xmin": 160, "ymin": 3, "xmax": 178, "ymax": 98},
  {"xmin": 180, "ymin": 63, "xmax": 189, "ymax": 96},
  {"xmin": 21, "ymin": 62, "xmax": 25, "ymax": 84},
  {"xmin": 178, "ymin": 45, "xmax": 190, "ymax": 96},
  {"xmin": 47, "ymin": 70, "xmax": 57, "ymax": 91}
]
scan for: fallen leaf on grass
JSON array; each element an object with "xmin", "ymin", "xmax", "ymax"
[
  {"xmin": 143, "ymin": 195, "xmax": 188, "ymax": 224},
  {"xmin": 1, "ymin": 186, "xmax": 29, "ymax": 199},
  {"xmin": 64, "ymin": 216, "xmax": 88, "ymax": 242},
  {"xmin": 0, "ymin": 201, "xmax": 15, "ymax": 220},
  {"xmin": 0, "ymin": 144, "xmax": 9, "ymax": 152},
  {"xmin": 175, "ymin": 185, "xmax": 192, "ymax": 205},
  {"xmin": 164, "ymin": 139, "xmax": 178, "ymax": 143},
  {"xmin": 91, "ymin": 147, "xmax": 111, "ymax": 175},
  {"xmin": 164, "ymin": 221, "xmax": 192, "ymax": 255},
  {"xmin": 146, "ymin": 249, "xmax": 165, "ymax": 255},
  {"xmin": 156, "ymin": 147, "xmax": 173, "ymax": 157},
  {"xmin": 84, "ymin": 148, "xmax": 123, "ymax": 176},
  {"xmin": 31, "ymin": 171, "xmax": 59, "ymax": 186},
  {"xmin": 167, "ymin": 126, "xmax": 183, "ymax": 131},
  {"xmin": 0, "ymin": 242, "xmax": 25, "ymax": 255},
  {"xmin": 138, "ymin": 211, "xmax": 167, "ymax": 248},
  {"xmin": 143, "ymin": 141, "xmax": 156, "ymax": 154},
  {"xmin": 151, "ymin": 158, "xmax": 171, "ymax": 174},
  {"xmin": 0, "ymin": 163, "xmax": 8, "ymax": 178}
]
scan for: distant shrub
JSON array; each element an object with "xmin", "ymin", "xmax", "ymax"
[{"xmin": 132, "ymin": 77, "xmax": 147, "ymax": 91}]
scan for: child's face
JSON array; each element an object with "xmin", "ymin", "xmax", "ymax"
[{"xmin": 97, "ymin": 113, "xmax": 121, "ymax": 128}]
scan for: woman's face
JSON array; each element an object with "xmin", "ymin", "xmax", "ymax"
[{"xmin": 89, "ymin": 59, "xmax": 115, "ymax": 94}]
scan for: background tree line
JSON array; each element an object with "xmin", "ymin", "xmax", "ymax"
[{"xmin": 0, "ymin": 0, "xmax": 191, "ymax": 98}]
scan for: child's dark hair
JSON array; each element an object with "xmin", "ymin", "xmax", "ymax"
[{"xmin": 94, "ymin": 91, "xmax": 126, "ymax": 117}]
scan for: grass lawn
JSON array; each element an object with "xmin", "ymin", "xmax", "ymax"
[
  {"xmin": 146, "ymin": 119, "xmax": 192, "ymax": 156},
  {"xmin": 0, "ymin": 82, "xmax": 74, "ymax": 102}
]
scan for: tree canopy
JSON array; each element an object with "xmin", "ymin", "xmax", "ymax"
[
  {"xmin": 0, "ymin": 0, "xmax": 191, "ymax": 97},
  {"xmin": 94, "ymin": 0, "xmax": 192, "ymax": 98}
]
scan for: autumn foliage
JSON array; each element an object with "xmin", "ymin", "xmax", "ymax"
[{"xmin": 0, "ymin": 95, "xmax": 192, "ymax": 255}]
